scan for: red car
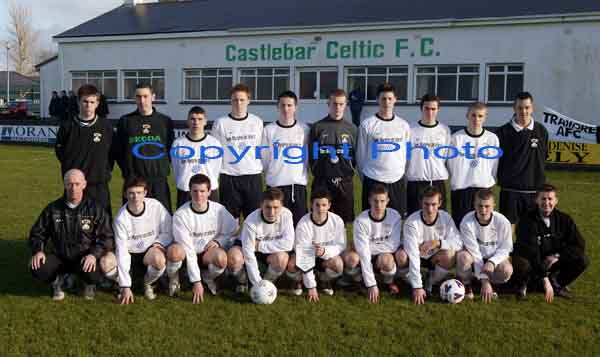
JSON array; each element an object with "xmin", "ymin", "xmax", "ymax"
[{"xmin": 0, "ymin": 101, "xmax": 28, "ymax": 118}]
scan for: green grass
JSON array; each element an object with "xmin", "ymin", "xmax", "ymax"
[{"xmin": 0, "ymin": 144, "xmax": 599, "ymax": 356}]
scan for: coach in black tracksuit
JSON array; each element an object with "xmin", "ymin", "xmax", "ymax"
[
  {"xmin": 114, "ymin": 83, "xmax": 174, "ymax": 213},
  {"xmin": 309, "ymin": 89, "xmax": 357, "ymax": 223},
  {"xmin": 496, "ymin": 92, "xmax": 548, "ymax": 225},
  {"xmin": 55, "ymin": 85, "xmax": 113, "ymax": 214}
]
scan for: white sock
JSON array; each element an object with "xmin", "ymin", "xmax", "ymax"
[
  {"xmin": 286, "ymin": 270, "xmax": 302, "ymax": 282},
  {"xmin": 456, "ymin": 265, "xmax": 473, "ymax": 285},
  {"xmin": 144, "ymin": 266, "xmax": 166, "ymax": 285},
  {"xmin": 263, "ymin": 265, "xmax": 284, "ymax": 282},
  {"xmin": 430, "ymin": 265, "xmax": 449, "ymax": 286},
  {"xmin": 104, "ymin": 267, "xmax": 118, "ymax": 282},
  {"xmin": 166, "ymin": 261, "xmax": 182, "ymax": 279},
  {"xmin": 202, "ymin": 264, "xmax": 225, "ymax": 282},
  {"xmin": 320, "ymin": 268, "xmax": 342, "ymax": 282},
  {"xmin": 230, "ymin": 268, "xmax": 247, "ymax": 284},
  {"xmin": 397, "ymin": 267, "xmax": 409, "ymax": 279},
  {"xmin": 381, "ymin": 265, "xmax": 397, "ymax": 284},
  {"xmin": 345, "ymin": 266, "xmax": 362, "ymax": 281}
]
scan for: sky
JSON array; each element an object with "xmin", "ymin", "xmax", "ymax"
[{"xmin": 0, "ymin": 0, "xmax": 123, "ymax": 58}]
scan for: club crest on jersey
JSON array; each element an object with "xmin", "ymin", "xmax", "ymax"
[
  {"xmin": 142, "ymin": 124, "xmax": 151, "ymax": 134},
  {"xmin": 93, "ymin": 132, "xmax": 102, "ymax": 143},
  {"xmin": 192, "ymin": 164, "xmax": 203, "ymax": 173},
  {"xmin": 81, "ymin": 219, "xmax": 92, "ymax": 231},
  {"xmin": 470, "ymin": 159, "xmax": 479, "ymax": 168},
  {"xmin": 136, "ymin": 240, "xmax": 145, "ymax": 250},
  {"xmin": 531, "ymin": 138, "xmax": 539, "ymax": 148},
  {"xmin": 340, "ymin": 134, "xmax": 351, "ymax": 144}
]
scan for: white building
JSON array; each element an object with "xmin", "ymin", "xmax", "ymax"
[{"xmin": 38, "ymin": 0, "xmax": 600, "ymax": 127}]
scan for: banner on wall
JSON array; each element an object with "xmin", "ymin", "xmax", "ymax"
[
  {"xmin": 541, "ymin": 107, "xmax": 598, "ymax": 144},
  {"xmin": 0, "ymin": 125, "xmax": 58, "ymax": 144}
]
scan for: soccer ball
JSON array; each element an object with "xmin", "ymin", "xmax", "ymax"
[
  {"xmin": 250, "ymin": 280, "xmax": 277, "ymax": 305},
  {"xmin": 440, "ymin": 279, "xmax": 465, "ymax": 304}
]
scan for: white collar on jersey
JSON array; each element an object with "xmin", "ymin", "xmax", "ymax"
[{"xmin": 511, "ymin": 116, "xmax": 535, "ymax": 132}]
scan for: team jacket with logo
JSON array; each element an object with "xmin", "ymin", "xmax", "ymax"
[
  {"xmin": 460, "ymin": 211, "xmax": 513, "ymax": 280},
  {"xmin": 447, "ymin": 129, "xmax": 499, "ymax": 190},
  {"xmin": 403, "ymin": 209, "xmax": 461, "ymax": 289},
  {"xmin": 496, "ymin": 119, "xmax": 548, "ymax": 191},
  {"xmin": 211, "ymin": 113, "xmax": 263, "ymax": 176},
  {"xmin": 241, "ymin": 207, "xmax": 295, "ymax": 286},
  {"xmin": 172, "ymin": 201, "xmax": 239, "ymax": 283},
  {"xmin": 261, "ymin": 120, "xmax": 309, "ymax": 187},
  {"xmin": 309, "ymin": 116, "xmax": 357, "ymax": 179},
  {"xmin": 294, "ymin": 212, "xmax": 347, "ymax": 289},
  {"xmin": 29, "ymin": 196, "xmax": 114, "ymax": 260},
  {"xmin": 356, "ymin": 114, "xmax": 411, "ymax": 183},
  {"xmin": 113, "ymin": 198, "xmax": 172, "ymax": 288},
  {"xmin": 114, "ymin": 108, "xmax": 175, "ymax": 179},
  {"xmin": 405, "ymin": 121, "xmax": 451, "ymax": 181},
  {"xmin": 171, "ymin": 134, "xmax": 223, "ymax": 191},
  {"xmin": 353, "ymin": 208, "xmax": 402, "ymax": 288},
  {"xmin": 55, "ymin": 116, "xmax": 113, "ymax": 184}
]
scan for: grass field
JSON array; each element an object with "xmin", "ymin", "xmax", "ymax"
[{"xmin": 0, "ymin": 144, "xmax": 599, "ymax": 356}]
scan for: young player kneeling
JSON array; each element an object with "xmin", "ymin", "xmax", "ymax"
[
  {"xmin": 287, "ymin": 189, "xmax": 347, "ymax": 301},
  {"xmin": 401, "ymin": 186, "xmax": 462, "ymax": 305},
  {"xmin": 107, "ymin": 177, "xmax": 173, "ymax": 304},
  {"xmin": 344, "ymin": 185, "xmax": 403, "ymax": 303},
  {"xmin": 456, "ymin": 189, "xmax": 513, "ymax": 302},
  {"xmin": 166, "ymin": 174, "xmax": 238, "ymax": 303},
  {"xmin": 227, "ymin": 188, "xmax": 295, "ymax": 292}
]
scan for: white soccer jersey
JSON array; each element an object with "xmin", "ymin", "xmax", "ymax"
[
  {"xmin": 356, "ymin": 114, "xmax": 411, "ymax": 183},
  {"xmin": 211, "ymin": 113, "xmax": 263, "ymax": 176},
  {"xmin": 241, "ymin": 207, "xmax": 295, "ymax": 286},
  {"xmin": 172, "ymin": 201, "xmax": 239, "ymax": 283},
  {"xmin": 447, "ymin": 129, "xmax": 499, "ymax": 190},
  {"xmin": 353, "ymin": 208, "xmax": 402, "ymax": 288},
  {"xmin": 459, "ymin": 211, "xmax": 513, "ymax": 280},
  {"xmin": 113, "ymin": 198, "xmax": 173, "ymax": 288},
  {"xmin": 171, "ymin": 133, "xmax": 223, "ymax": 191},
  {"xmin": 405, "ymin": 121, "xmax": 451, "ymax": 181},
  {"xmin": 294, "ymin": 212, "xmax": 347, "ymax": 289},
  {"xmin": 403, "ymin": 209, "xmax": 461, "ymax": 289},
  {"xmin": 261, "ymin": 120, "xmax": 309, "ymax": 187}
]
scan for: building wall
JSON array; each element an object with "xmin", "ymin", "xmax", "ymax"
[
  {"xmin": 39, "ymin": 59, "xmax": 60, "ymax": 118},
  {"xmin": 53, "ymin": 20, "xmax": 600, "ymax": 125}
]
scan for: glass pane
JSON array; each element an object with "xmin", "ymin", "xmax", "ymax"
[
  {"xmin": 417, "ymin": 66, "xmax": 435, "ymax": 74},
  {"xmin": 508, "ymin": 65, "xmax": 523, "ymax": 72},
  {"xmin": 218, "ymin": 77, "xmax": 233, "ymax": 100},
  {"xmin": 72, "ymin": 79, "xmax": 86, "ymax": 93},
  {"xmin": 459, "ymin": 66, "xmax": 478, "ymax": 73},
  {"xmin": 138, "ymin": 70, "xmax": 152, "ymax": 77},
  {"xmin": 152, "ymin": 70, "xmax": 164, "ymax": 77},
  {"xmin": 348, "ymin": 68, "xmax": 366, "ymax": 75},
  {"xmin": 123, "ymin": 71, "xmax": 138, "ymax": 77},
  {"xmin": 88, "ymin": 71, "xmax": 102, "ymax": 79},
  {"xmin": 299, "ymin": 72, "xmax": 317, "ymax": 99},
  {"xmin": 388, "ymin": 76, "xmax": 408, "ymax": 101},
  {"xmin": 103, "ymin": 79, "xmax": 117, "ymax": 100},
  {"xmin": 103, "ymin": 71, "xmax": 117, "ymax": 78},
  {"xmin": 367, "ymin": 67, "xmax": 386, "ymax": 75},
  {"xmin": 201, "ymin": 77, "xmax": 217, "ymax": 100},
  {"xmin": 203, "ymin": 69, "xmax": 217, "ymax": 76},
  {"xmin": 152, "ymin": 78, "xmax": 165, "ymax": 99},
  {"xmin": 366, "ymin": 75, "xmax": 386, "ymax": 101},
  {"xmin": 416, "ymin": 75, "xmax": 435, "ymax": 98},
  {"xmin": 437, "ymin": 76, "xmax": 457, "ymax": 100},
  {"xmin": 257, "ymin": 76, "xmax": 273, "ymax": 100},
  {"xmin": 71, "ymin": 72, "xmax": 87, "ymax": 78},
  {"xmin": 87, "ymin": 78, "xmax": 102, "ymax": 90},
  {"xmin": 507, "ymin": 74, "xmax": 524, "ymax": 101},
  {"xmin": 186, "ymin": 70, "xmax": 200, "ymax": 77},
  {"xmin": 124, "ymin": 79, "xmax": 137, "ymax": 99},
  {"xmin": 274, "ymin": 77, "xmax": 289, "ymax": 99},
  {"xmin": 219, "ymin": 69, "xmax": 232, "ymax": 76},
  {"xmin": 240, "ymin": 69, "xmax": 255, "ymax": 76},
  {"xmin": 458, "ymin": 75, "xmax": 479, "ymax": 101},
  {"xmin": 319, "ymin": 71, "xmax": 338, "ymax": 100},
  {"xmin": 240, "ymin": 77, "xmax": 256, "ymax": 99},
  {"xmin": 487, "ymin": 74, "xmax": 505, "ymax": 101},
  {"xmin": 438, "ymin": 66, "xmax": 457, "ymax": 74},
  {"xmin": 186, "ymin": 78, "xmax": 201, "ymax": 100},
  {"xmin": 489, "ymin": 65, "xmax": 505, "ymax": 73},
  {"xmin": 347, "ymin": 77, "xmax": 366, "ymax": 100},
  {"xmin": 274, "ymin": 68, "xmax": 289, "ymax": 75},
  {"xmin": 257, "ymin": 68, "xmax": 273, "ymax": 76},
  {"xmin": 389, "ymin": 67, "xmax": 408, "ymax": 74}
]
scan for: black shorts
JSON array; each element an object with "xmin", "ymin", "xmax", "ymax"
[
  {"xmin": 219, "ymin": 173, "xmax": 262, "ymax": 219},
  {"xmin": 451, "ymin": 187, "xmax": 489, "ymax": 227},
  {"xmin": 268, "ymin": 184, "xmax": 307, "ymax": 227},
  {"xmin": 406, "ymin": 179, "xmax": 447, "ymax": 216},
  {"xmin": 123, "ymin": 177, "xmax": 172, "ymax": 214},
  {"xmin": 176, "ymin": 189, "xmax": 219, "ymax": 209},
  {"xmin": 499, "ymin": 189, "xmax": 537, "ymax": 224},
  {"xmin": 362, "ymin": 175, "xmax": 407, "ymax": 218},
  {"xmin": 312, "ymin": 176, "xmax": 355, "ymax": 223}
]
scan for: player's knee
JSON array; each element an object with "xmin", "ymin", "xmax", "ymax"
[
  {"xmin": 227, "ymin": 248, "xmax": 244, "ymax": 270},
  {"xmin": 167, "ymin": 243, "xmax": 186, "ymax": 262},
  {"xmin": 99, "ymin": 252, "xmax": 117, "ymax": 274},
  {"xmin": 145, "ymin": 249, "xmax": 166, "ymax": 269},
  {"xmin": 377, "ymin": 254, "xmax": 395, "ymax": 272},
  {"xmin": 395, "ymin": 249, "xmax": 408, "ymax": 268},
  {"xmin": 327, "ymin": 256, "xmax": 344, "ymax": 273},
  {"xmin": 287, "ymin": 255, "xmax": 297, "ymax": 272},
  {"xmin": 270, "ymin": 252, "xmax": 289, "ymax": 270},
  {"xmin": 434, "ymin": 250, "xmax": 455, "ymax": 269},
  {"xmin": 497, "ymin": 261, "xmax": 513, "ymax": 282},
  {"xmin": 214, "ymin": 248, "xmax": 227, "ymax": 269},
  {"xmin": 344, "ymin": 251, "xmax": 360, "ymax": 268},
  {"xmin": 456, "ymin": 250, "xmax": 473, "ymax": 270}
]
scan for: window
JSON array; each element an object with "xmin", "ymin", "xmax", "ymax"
[
  {"xmin": 346, "ymin": 66, "xmax": 408, "ymax": 102},
  {"xmin": 184, "ymin": 68, "xmax": 233, "ymax": 101},
  {"xmin": 415, "ymin": 65, "xmax": 479, "ymax": 102},
  {"xmin": 239, "ymin": 68, "xmax": 290, "ymax": 101},
  {"xmin": 487, "ymin": 64, "xmax": 524, "ymax": 102},
  {"xmin": 71, "ymin": 71, "xmax": 117, "ymax": 100},
  {"xmin": 123, "ymin": 70, "xmax": 165, "ymax": 100},
  {"xmin": 297, "ymin": 68, "xmax": 338, "ymax": 100}
]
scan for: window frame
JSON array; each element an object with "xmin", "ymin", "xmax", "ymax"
[
  {"xmin": 414, "ymin": 64, "xmax": 480, "ymax": 103},
  {"xmin": 70, "ymin": 70, "xmax": 118, "ymax": 100},
  {"xmin": 345, "ymin": 66, "xmax": 409, "ymax": 103},
  {"xmin": 122, "ymin": 69, "xmax": 166, "ymax": 101},
  {"xmin": 237, "ymin": 67, "xmax": 291, "ymax": 102},
  {"xmin": 486, "ymin": 63, "xmax": 525, "ymax": 103}
]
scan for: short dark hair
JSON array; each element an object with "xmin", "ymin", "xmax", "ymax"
[
  {"xmin": 538, "ymin": 183, "xmax": 558, "ymax": 196},
  {"xmin": 376, "ymin": 83, "xmax": 396, "ymax": 98},
  {"xmin": 475, "ymin": 188, "xmax": 495, "ymax": 202},
  {"xmin": 262, "ymin": 187, "xmax": 285, "ymax": 203},
  {"xmin": 230, "ymin": 83, "xmax": 252, "ymax": 97},
  {"xmin": 328, "ymin": 88, "xmax": 347, "ymax": 100},
  {"xmin": 310, "ymin": 188, "xmax": 332, "ymax": 203},
  {"xmin": 123, "ymin": 176, "xmax": 149, "ymax": 197},
  {"xmin": 420, "ymin": 94, "xmax": 441, "ymax": 110},
  {"xmin": 188, "ymin": 106, "xmax": 206, "ymax": 117},
  {"xmin": 421, "ymin": 186, "xmax": 442, "ymax": 202},
  {"xmin": 77, "ymin": 84, "xmax": 100, "ymax": 99},
  {"xmin": 277, "ymin": 90, "xmax": 298, "ymax": 104},
  {"xmin": 136, "ymin": 82, "xmax": 154, "ymax": 93},
  {"xmin": 368, "ymin": 184, "xmax": 389, "ymax": 198},
  {"xmin": 188, "ymin": 173, "xmax": 211, "ymax": 191},
  {"xmin": 514, "ymin": 91, "xmax": 534, "ymax": 104}
]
